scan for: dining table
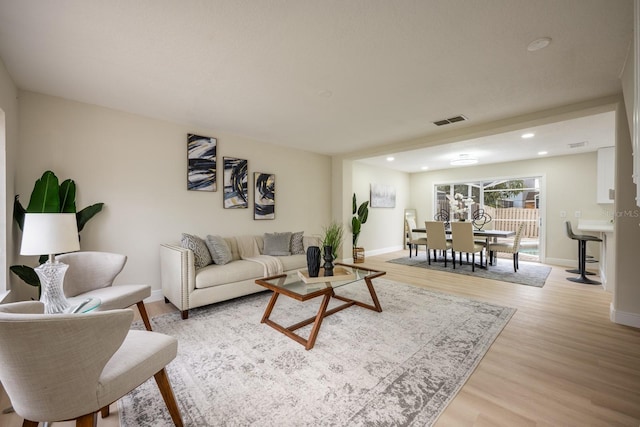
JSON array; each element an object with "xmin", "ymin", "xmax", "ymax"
[{"xmin": 411, "ymin": 227, "xmax": 515, "ymax": 268}]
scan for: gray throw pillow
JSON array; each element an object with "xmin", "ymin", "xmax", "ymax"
[
  {"xmin": 205, "ymin": 235, "xmax": 233, "ymax": 265},
  {"xmin": 181, "ymin": 233, "xmax": 213, "ymax": 269},
  {"xmin": 290, "ymin": 231, "xmax": 305, "ymax": 255},
  {"xmin": 263, "ymin": 232, "xmax": 292, "ymax": 256}
]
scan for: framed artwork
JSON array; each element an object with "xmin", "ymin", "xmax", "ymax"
[
  {"xmin": 370, "ymin": 183, "xmax": 396, "ymax": 208},
  {"xmin": 223, "ymin": 157, "xmax": 248, "ymax": 209},
  {"xmin": 254, "ymin": 172, "xmax": 275, "ymax": 220},
  {"xmin": 187, "ymin": 133, "xmax": 217, "ymax": 191}
]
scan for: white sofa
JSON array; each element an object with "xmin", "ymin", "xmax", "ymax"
[{"xmin": 160, "ymin": 235, "xmax": 320, "ymax": 319}]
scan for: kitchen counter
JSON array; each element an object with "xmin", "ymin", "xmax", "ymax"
[{"xmin": 577, "ymin": 219, "xmax": 614, "ymax": 233}]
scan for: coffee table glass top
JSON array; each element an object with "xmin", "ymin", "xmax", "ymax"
[
  {"xmin": 259, "ymin": 264, "xmax": 378, "ymax": 296},
  {"xmin": 63, "ymin": 297, "xmax": 102, "ymax": 314}
]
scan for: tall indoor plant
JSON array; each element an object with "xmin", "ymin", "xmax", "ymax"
[
  {"xmin": 351, "ymin": 193, "xmax": 369, "ymax": 263},
  {"xmin": 11, "ymin": 170, "xmax": 104, "ymax": 296}
]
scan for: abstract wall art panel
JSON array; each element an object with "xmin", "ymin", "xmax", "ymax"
[
  {"xmin": 223, "ymin": 157, "xmax": 248, "ymax": 209},
  {"xmin": 254, "ymin": 172, "xmax": 275, "ymax": 220},
  {"xmin": 370, "ymin": 183, "xmax": 396, "ymax": 208},
  {"xmin": 187, "ymin": 134, "xmax": 217, "ymax": 191}
]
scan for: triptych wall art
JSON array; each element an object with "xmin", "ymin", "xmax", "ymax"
[
  {"xmin": 254, "ymin": 172, "xmax": 275, "ymax": 220},
  {"xmin": 187, "ymin": 134, "xmax": 275, "ymax": 219},
  {"xmin": 187, "ymin": 133, "xmax": 217, "ymax": 191},
  {"xmin": 223, "ymin": 157, "xmax": 248, "ymax": 209}
]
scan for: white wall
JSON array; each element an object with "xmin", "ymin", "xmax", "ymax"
[
  {"xmin": 409, "ymin": 152, "xmax": 604, "ymax": 264},
  {"xmin": 0, "ymin": 57, "xmax": 18, "ymax": 301},
  {"xmin": 352, "ymin": 162, "xmax": 410, "ymax": 254},
  {"xmin": 14, "ymin": 91, "xmax": 332, "ymax": 298}
]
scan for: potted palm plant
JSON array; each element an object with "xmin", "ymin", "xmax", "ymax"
[
  {"xmin": 351, "ymin": 193, "xmax": 369, "ymax": 263},
  {"xmin": 11, "ymin": 170, "xmax": 104, "ymax": 296}
]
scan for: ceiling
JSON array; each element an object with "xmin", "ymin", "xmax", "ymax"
[
  {"xmin": 358, "ymin": 110, "xmax": 616, "ymax": 172},
  {"xmin": 0, "ymin": 1, "xmax": 633, "ymax": 167}
]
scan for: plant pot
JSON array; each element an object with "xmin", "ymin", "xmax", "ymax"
[{"xmin": 353, "ymin": 247, "xmax": 365, "ymax": 263}]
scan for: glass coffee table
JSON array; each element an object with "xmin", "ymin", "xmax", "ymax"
[{"xmin": 254, "ymin": 262, "xmax": 386, "ymax": 350}]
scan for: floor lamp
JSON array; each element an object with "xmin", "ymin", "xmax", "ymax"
[{"xmin": 20, "ymin": 213, "xmax": 80, "ymax": 314}]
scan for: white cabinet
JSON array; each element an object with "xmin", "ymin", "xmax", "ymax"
[{"xmin": 597, "ymin": 146, "xmax": 615, "ymax": 204}]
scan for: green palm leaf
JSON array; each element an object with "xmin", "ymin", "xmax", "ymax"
[
  {"xmin": 76, "ymin": 203, "xmax": 104, "ymax": 232},
  {"xmin": 59, "ymin": 179, "xmax": 77, "ymax": 213},
  {"xmin": 26, "ymin": 171, "xmax": 60, "ymax": 213}
]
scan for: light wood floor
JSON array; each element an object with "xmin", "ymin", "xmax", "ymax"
[{"xmin": 2, "ymin": 250, "xmax": 639, "ymax": 426}]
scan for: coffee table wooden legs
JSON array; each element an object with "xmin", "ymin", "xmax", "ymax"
[
  {"xmin": 260, "ymin": 278, "xmax": 382, "ymax": 350},
  {"xmin": 261, "ymin": 292, "xmax": 332, "ymax": 350}
]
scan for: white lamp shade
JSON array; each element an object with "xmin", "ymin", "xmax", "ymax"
[{"xmin": 20, "ymin": 213, "xmax": 80, "ymax": 256}]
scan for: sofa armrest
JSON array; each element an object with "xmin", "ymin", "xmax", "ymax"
[{"xmin": 160, "ymin": 244, "xmax": 195, "ymax": 312}]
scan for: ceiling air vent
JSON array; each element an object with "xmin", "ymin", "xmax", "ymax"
[
  {"xmin": 568, "ymin": 141, "xmax": 588, "ymax": 149},
  {"xmin": 433, "ymin": 115, "xmax": 468, "ymax": 126}
]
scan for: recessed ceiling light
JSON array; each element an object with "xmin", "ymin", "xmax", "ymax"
[
  {"xmin": 386, "ymin": 156, "xmax": 394, "ymax": 162},
  {"xmin": 450, "ymin": 154, "xmax": 478, "ymax": 166},
  {"xmin": 538, "ymin": 151, "xmax": 548, "ymax": 155},
  {"xmin": 521, "ymin": 133, "xmax": 535, "ymax": 139},
  {"xmin": 527, "ymin": 37, "xmax": 552, "ymax": 52},
  {"xmin": 421, "ymin": 166, "xmax": 429, "ymax": 170}
]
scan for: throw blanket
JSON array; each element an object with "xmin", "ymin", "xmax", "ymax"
[{"xmin": 235, "ymin": 236, "xmax": 284, "ymax": 277}]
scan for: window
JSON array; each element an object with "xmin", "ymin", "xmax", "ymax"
[{"xmin": 435, "ymin": 177, "xmax": 541, "ymax": 259}]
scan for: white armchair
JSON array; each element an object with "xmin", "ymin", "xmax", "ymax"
[
  {"xmin": 0, "ymin": 301, "xmax": 183, "ymax": 426},
  {"xmin": 56, "ymin": 251, "xmax": 153, "ymax": 330}
]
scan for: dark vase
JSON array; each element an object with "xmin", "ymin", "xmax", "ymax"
[
  {"xmin": 323, "ymin": 245, "xmax": 334, "ymax": 276},
  {"xmin": 306, "ymin": 246, "xmax": 321, "ymax": 277}
]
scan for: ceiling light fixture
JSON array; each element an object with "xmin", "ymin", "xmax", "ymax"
[
  {"xmin": 421, "ymin": 166, "xmax": 429, "ymax": 170},
  {"xmin": 527, "ymin": 37, "xmax": 552, "ymax": 52},
  {"xmin": 450, "ymin": 154, "xmax": 478, "ymax": 166},
  {"xmin": 521, "ymin": 132, "xmax": 535, "ymax": 139},
  {"xmin": 386, "ymin": 156, "xmax": 395, "ymax": 162},
  {"xmin": 538, "ymin": 151, "xmax": 548, "ymax": 155}
]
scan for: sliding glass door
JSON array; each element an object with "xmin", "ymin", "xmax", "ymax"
[{"xmin": 435, "ymin": 177, "xmax": 541, "ymax": 261}]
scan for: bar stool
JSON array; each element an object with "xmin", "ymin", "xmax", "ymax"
[{"xmin": 565, "ymin": 221, "xmax": 602, "ymax": 285}]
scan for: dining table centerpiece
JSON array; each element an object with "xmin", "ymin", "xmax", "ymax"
[{"xmin": 447, "ymin": 193, "xmax": 474, "ymax": 220}]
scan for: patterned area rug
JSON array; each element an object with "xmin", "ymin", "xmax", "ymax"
[
  {"xmin": 388, "ymin": 255, "xmax": 551, "ymax": 287},
  {"xmin": 119, "ymin": 279, "xmax": 515, "ymax": 427}
]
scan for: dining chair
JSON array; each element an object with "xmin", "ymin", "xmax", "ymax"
[
  {"xmin": 56, "ymin": 251, "xmax": 153, "ymax": 330},
  {"xmin": 488, "ymin": 222, "xmax": 525, "ymax": 272},
  {"xmin": 405, "ymin": 218, "xmax": 428, "ymax": 258},
  {"xmin": 0, "ymin": 301, "xmax": 184, "ymax": 427},
  {"xmin": 424, "ymin": 221, "xmax": 452, "ymax": 266},
  {"xmin": 451, "ymin": 221, "xmax": 485, "ymax": 271}
]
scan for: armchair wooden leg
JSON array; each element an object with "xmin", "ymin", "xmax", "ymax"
[
  {"xmin": 154, "ymin": 368, "xmax": 184, "ymax": 427},
  {"xmin": 100, "ymin": 405, "xmax": 109, "ymax": 418},
  {"xmin": 136, "ymin": 301, "xmax": 153, "ymax": 331},
  {"xmin": 76, "ymin": 412, "xmax": 97, "ymax": 427},
  {"xmin": 22, "ymin": 420, "xmax": 39, "ymax": 427}
]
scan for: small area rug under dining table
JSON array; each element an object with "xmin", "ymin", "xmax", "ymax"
[
  {"xmin": 119, "ymin": 278, "xmax": 515, "ymax": 426},
  {"xmin": 388, "ymin": 255, "xmax": 551, "ymax": 287}
]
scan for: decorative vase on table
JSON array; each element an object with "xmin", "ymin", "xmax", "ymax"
[
  {"xmin": 306, "ymin": 246, "xmax": 321, "ymax": 278},
  {"xmin": 323, "ymin": 245, "xmax": 334, "ymax": 276}
]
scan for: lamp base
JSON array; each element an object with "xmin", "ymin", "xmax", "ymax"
[{"xmin": 35, "ymin": 261, "xmax": 71, "ymax": 314}]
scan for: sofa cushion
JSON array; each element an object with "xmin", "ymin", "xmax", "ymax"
[
  {"xmin": 181, "ymin": 233, "xmax": 212, "ymax": 269},
  {"xmin": 205, "ymin": 235, "xmax": 233, "ymax": 265},
  {"xmin": 263, "ymin": 232, "xmax": 292, "ymax": 256},
  {"xmin": 195, "ymin": 260, "xmax": 265, "ymax": 289},
  {"xmin": 290, "ymin": 231, "xmax": 305, "ymax": 255}
]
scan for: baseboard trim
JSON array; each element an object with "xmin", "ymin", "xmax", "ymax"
[
  {"xmin": 146, "ymin": 289, "xmax": 165, "ymax": 303},
  {"xmin": 340, "ymin": 246, "xmax": 405, "ymax": 266},
  {"xmin": 544, "ymin": 257, "xmax": 576, "ymax": 268},
  {"xmin": 610, "ymin": 303, "xmax": 640, "ymax": 328}
]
